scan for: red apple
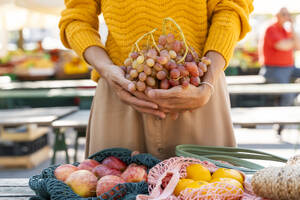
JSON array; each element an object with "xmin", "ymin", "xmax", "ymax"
[
  {"xmin": 121, "ymin": 166, "xmax": 147, "ymax": 183},
  {"xmin": 54, "ymin": 164, "xmax": 78, "ymax": 182},
  {"xmin": 65, "ymin": 170, "xmax": 98, "ymax": 197},
  {"xmin": 78, "ymin": 159, "xmax": 100, "ymax": 172},
  {"xmin": 92, "ymin": 164, "xmax": 122, "ymax": 178},
  {"xmin": 96, "ymin": 175, "xmax": 125, "ymax": 197},
  {"xmin": 102, "ymin": 156, "xmax": 127, "ymax": 171}
]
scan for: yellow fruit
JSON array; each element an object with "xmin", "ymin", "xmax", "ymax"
[
  {"xmin": 174, "ymin": 179, "xmax": 195, "ymax": 196},
  {"xmin": 186, "ymin": 181, "xmax": 209, "ymax": 195},
  {"xmin": 186, "ymin": 164, "xmax": 212, "ymax": 181},
  {"xmin": 210, "ymin": 177, "xmax": 244, "ymax": 191},
  {"xmin": 212, "ymin": 168, "xmax": 244, "ymax": 184}
]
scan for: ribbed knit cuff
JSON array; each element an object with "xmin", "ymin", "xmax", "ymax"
[
  {"xmin": 68, "ymin": 30, "xmax": 105, "ymax": 60},
  {"xmin": 203, "ymin": 12, "xmax": 241, "ymax": 69}
]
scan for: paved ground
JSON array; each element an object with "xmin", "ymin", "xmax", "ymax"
[{"xmin": 0, "ymin": 125, "xmax": 299, "ymax": 178}]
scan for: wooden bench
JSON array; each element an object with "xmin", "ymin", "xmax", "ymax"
[
  {"xmin": 51, "ymin": 110, "xmax": 90, "ymax": 164},
  {"xmin": 0, "ymin": 79, "xmax": 96, "ymax": 90},
  {"xmin": 0, "ymin": 107, "xmax": 78, "ymax": 168},
  {"xmin": 0, "ymin": 179, "xmax": 34, "ymax": 199}
]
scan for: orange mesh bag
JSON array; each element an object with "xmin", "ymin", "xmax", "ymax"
[{"xmin": 136, "ymin": 157, "xmax": 264, "ymax": 200}]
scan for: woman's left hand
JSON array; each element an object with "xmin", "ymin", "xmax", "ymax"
[{"xmin": 147, "ymin": 83, "xmax": 213, "ymax": 113}]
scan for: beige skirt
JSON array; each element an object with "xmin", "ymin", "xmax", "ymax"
[{"xmin": 85, "ymin": 72, "xmax": 235, "ymax": 160}]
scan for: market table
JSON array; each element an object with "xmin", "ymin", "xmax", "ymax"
[
  {"xmin": 0, "ymin": 178, "xmax": 34, "ymax": 199},
  {"xmin": 0, "ymin": 106, "xmax": 78, "ymax": 168},
  {"xmin": 0, "ymin": 79, "xmax": 96, "ymax": 90},
  {"xmin": 226, "ymin": 75, "xmax": 266, "ymax": 85},
  {"xmin": 51, "ymin": 110, "xmax": 90, "ymax": 164}
]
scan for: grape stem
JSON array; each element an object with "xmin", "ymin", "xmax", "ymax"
[
  {"xmin": 162, "ymin": 17, "xmax": 189, "ymax": 63},
  {"xmin": 133, "ymin": 28, "xmax": 158, "ymax": 53}
]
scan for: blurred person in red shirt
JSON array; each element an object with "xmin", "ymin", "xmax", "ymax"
[{"xmin": 259, "ymin": 7, "xmax": 300, "ymax": 106}]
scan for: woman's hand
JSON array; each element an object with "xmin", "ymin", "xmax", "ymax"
[
  {"xmin": 84, "ymin": 46, "xmax": 166, "ymax": 118},
  {"xmin": 147, "ymin": 51, "xmax": 225, "ymax": 117}
]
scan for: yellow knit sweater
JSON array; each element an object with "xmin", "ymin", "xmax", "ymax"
[{"xmin": 59, "ymin": 0, "xmax": 253, "ymax": 82}]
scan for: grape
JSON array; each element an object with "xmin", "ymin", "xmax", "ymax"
[
  {"xmin": 169, "ymin": 79, "xmax": 180, "ymax": 87},
  {"xmin": 136, "ymin": 81, "xmax": 146, "ymax": 92},
  {"xmin": 120, "ymin": 66, "xmax": 127, "ymax": 73},
  {"xmin": 180, "ymin": 78, "xmax": 189, "ymax": 88},
  {"xmin": 139, "ymin": 72, "xmax": 147, "ymax": 81},
  {"xmin": 145, "ymin": 86, "xmax": 152, "ymax": 95},
  {"xmin": 191, "ymin": 49, "xmax": 199, "ymax": 61},
  {"xmin": 128, "ymin": 82, "xmax": 136, "ymax": 92},
  {"xmin": 166, "ymin": 60, "xmax": 177, "ymax": 70},
  {"xmin": 166, "ymin": 33, "xmax": 175, "ymax": 44},
  {"xmin": 198, "ymin": 67, "xmax": 204, "ymax": 77},
  {"xmin": 178, "ymin": 65, "xmax": 189, "ymax": 77},
  {"xmin": 130, "ymin": 52, "xmax": 139, "ymax": 59},
  {"xmin": 144, "ymin": 65, "xmax": 152, "ymax": 75},
  {"xmin": 176, "ymin": 55, "xmax": 183, "ymax": 62},
  {"xmin": 170, "ymin": 68, "xmax": 180, "ymax": 79},
  {"xmin": 201, "ymin": 56, "xmax": 211, "ymax": 65},
  {"xmin": 172, "ymin": 40, "xmax": 181, "ymax": 53},
  {"xmin": 185, "ymin": 52, "xmax": 194, "ymax": 62},
  {"xmin": 137, "ymin": 55, "xmax": 145, "ymax": 64},
  {"xmin": 154, "ymin": 63, "xmax": 163, "ymax": 71},
  {"xmin": 137, "ymin": 64, "xmax": 144, "ymax": 73},
  {"xmin": 185, "ymin": 62, "xmax": 198, "ymax": 76},
  {"xmin": 198, "ymin": 62, "xmax": 208, "ymax": 72},
  {"xmin": 146, "ymin": 58, "xmax": 155, "ymax": 67},
  {"xmin": 147, "ymin": 49, "xmax": 157, "ymax": 59},
  {"xmin": 190, "ymin": 76, "xmax": 200, "ymax": 86},
  {"xmin": 146, "ymin": 76, "xmax": 156, "ymax": 87},
  {"xmin": 151, "ymin": 69, "xmax": 157, "ymax": 78},
  {"xmin": 160, "ymin": 79, "xmax": 170, "ymax": 89},
  {"xmin": 129, "ymin": 69, "xmax": 138, "ymax": 78},
  {"xmin": 159, "ymin": 35, "xmax": 167, "ymax": 46},
  {"xmin": 156, "ymin": 70, "xmax": 167, "ymax": 80},
  {"xmin": 169, "ymin": 50, "xmax": 177, "ymax": 59},
  {"xmin": 126, "ymin": 73, "xmax": 133, "ymax": 81},
  {"xmin": 165, "ymin": 43, "xmax": 173, "ymax": 51},
  {"xmin": 157, "ymin": 45, "xmax": 164, "ymax": 51},
  {"xmin": 132, "ymin": 60, "xmax": 138, "ymax": 69},
  {"xmin": 157, "ymin": 56, "xmax": 168, "ymax": 65},
  {"xmin": 160, "ymin": 49, "xmax": 169, "ymax": 57},
  {"xmin": 124, "ymin": 58, "xmax": 132, "ymax": 66}
]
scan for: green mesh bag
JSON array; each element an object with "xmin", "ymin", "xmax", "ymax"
[{"xmin": 29, "ymin": 148, "xmax": 160, "ymax": 200}]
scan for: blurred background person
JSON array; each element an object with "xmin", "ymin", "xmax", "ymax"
[{"xmin": 259, "ymin": 7, "xmax": 300, "ymax": 106}]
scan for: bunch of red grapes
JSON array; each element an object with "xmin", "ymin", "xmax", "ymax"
[{"xmin": 122, "ymin": 33, "xmax": 211, "ymax": 93}]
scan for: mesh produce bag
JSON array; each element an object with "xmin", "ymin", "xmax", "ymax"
[
  {"xmin": 29, "ymin": 148, "xmax": 160, "ymax": 200},
  {"xmin": 136, "ymin": 157, "xmax": 261, "ymax": 200}
]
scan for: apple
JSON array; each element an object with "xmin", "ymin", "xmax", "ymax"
[
  {"xmin": 92, "ymin": 164, "xmax": 122, "ymax": 178},
  {"xmin": 78, "ymin": 159, "xmax": 100, "ymax": 172},
  {"xmin": 102, "ymin": 156, "xmax": 127, "ymax": 171},
  {"xmin": 121, "ymin": 165, "xmax": 147, "ymax": 183},
  {"xmin": 96, "ymin": 175, "xmax": 125, "ymax": 197},
  {"xmin": 65, "ymin": 170, "xmax": 98, "ymax": 197},
  {"xmin": 54, "ymin": 164, "xmax": 78, "ymax": 182}
]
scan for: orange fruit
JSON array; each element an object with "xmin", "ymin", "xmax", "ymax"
[
  {"xmin": 211, "ymin": 168, "xmax": 244, "ymax": 184},
  {"xmin": 174, "ymin": 179, "xmax": 195, "ymax": 196},
  {"xmin": 186, "ymin": 164, "xmax": 212, "ymax": 181},
  {"xmin": 210, "ymin": 177, "xmax": 244, "ymax": 191}
]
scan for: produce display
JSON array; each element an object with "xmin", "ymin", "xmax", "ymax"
[
  {"xmin": 122, "ymin": 18, "xmax": 211, "ymax": 93},
  {"xmin": 54, "ymin": 156, "xmax": 148, "ymax": 198}
]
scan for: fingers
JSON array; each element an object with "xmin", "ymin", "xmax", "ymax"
[
  {"xmin": 147, "ymin": 86, "xmax": 183, "ymax": 99},
  {"xmin": 111, "ymin": 82, "xmax": 158, "ymax": 109},
  {"xmin": 132, "ymin": 105, "xmax": 166, "ymax": 119}
]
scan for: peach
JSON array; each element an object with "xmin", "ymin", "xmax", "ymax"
[
  {"xmin": 121, "ymin": 165, "xmax": 147, "ymax": 183},
  {"xmin": 102, "ymin": 156, "xmax": 127, "ymax": 171},
  {"xmin": 78, "ymin": 159, "xmax": 100, "ymax": 172},
  {"xmin": 54, "ymin": 164, "xmax": 78, "ymax": 182},
  {"xmin": 96, "ymin": 175, "xmax": 125, "ymax": 197},
  {"xmin": 65, "ymin": 170, "xmax": 98, "ymax": 197},
  {"xmin": 92, "ymin": 164, "xmax": 122, "ymax": 178}
]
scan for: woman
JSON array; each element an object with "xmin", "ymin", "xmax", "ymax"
[{"xmin": 59, "ymin": 0, "xmax": 253, "ymax": 159}]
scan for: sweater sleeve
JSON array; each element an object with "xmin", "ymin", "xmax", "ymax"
[
  {"xmin": 204, "ymin": 0, "xmax": 254, "ymax": 67},
  {"xmin": 59, "ymin": 0, "xmax": 105, "ymax": 58}
]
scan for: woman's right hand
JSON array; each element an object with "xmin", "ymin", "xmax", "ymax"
[{"xmin": 84, "ymin": 46, "xmax": 166, "ymax": 119}]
